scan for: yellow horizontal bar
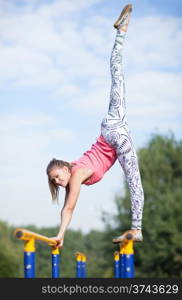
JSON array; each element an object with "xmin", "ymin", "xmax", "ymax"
[{"xmin": 14, "ymin": 228, "xmax": 57, "ymax": 246}]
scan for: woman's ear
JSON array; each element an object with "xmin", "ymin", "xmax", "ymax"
[{"xmin": 63, "ymin": 166, "xmax": 69, "ymax": 173}]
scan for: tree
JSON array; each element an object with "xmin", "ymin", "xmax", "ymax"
[{"xmin": 0, "ymin": 221, "xmax": 22, "ymax": 277}]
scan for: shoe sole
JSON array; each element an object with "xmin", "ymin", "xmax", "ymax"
[
  {"xmin": 112, "ymin": 233, "xmax": 143, "ymax": 243},
  {"xmin": 112, "ymin": 238, "xmax": 143, "ymax": 243},
  {"xmin": 114, "ymin": 4, "xmax": 132, "ymax": 29}
]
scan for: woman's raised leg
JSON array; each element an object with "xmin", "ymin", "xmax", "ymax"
[{"xmin": 101, "ymin": 29, "xmax": 127, "ymax": 127}]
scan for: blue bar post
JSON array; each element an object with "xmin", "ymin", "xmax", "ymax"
[
  {"xmin": 75, "ymin": 252, "xmax": 82, "ymax": 278},
  {"xmin": 24, "ymin": 239, "xmax": 35, "ymax": 278},
  {"xmin": 119, "ymin": 244, "xmax": 125, "ymax": 278},
  {"xmin": 52, "ymin": 248, "xmax": 60, "ymax": 278},
  {"xmin": 114, "ymin": 251, "xmax": 120, "ymax": 278},
  {"xmin": 124, "ymin": 253, "xmax": 134, "ymax": 278},
  {"xmin": 81, "ymin": 254, "xmax": 87, "ymax": 278},
  {"xmin": 120, "ymin": 239, "xmax": 134, "ymax": 278}
]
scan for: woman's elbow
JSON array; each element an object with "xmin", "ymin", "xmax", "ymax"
[{"xmin": 62, "ymin": 206, "xmax": 75, "ymax": 214}]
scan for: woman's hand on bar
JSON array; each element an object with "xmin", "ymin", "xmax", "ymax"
[{"xmin": 50, "ymin": 236, "xmax": 64, "ymax": 249}]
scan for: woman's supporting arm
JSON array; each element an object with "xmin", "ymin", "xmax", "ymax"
[
  {"xmin": 57, "ymin": 186, "xmax": 81, "ymax": 238},
  {"xmin": 57, "ymin": 168, "xmax": 92, "ymax": 239}
]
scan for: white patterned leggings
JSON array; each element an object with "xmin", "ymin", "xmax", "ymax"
[{"xmin": 101, "ymin": 31, "xmax": 144, "ymax": 229}]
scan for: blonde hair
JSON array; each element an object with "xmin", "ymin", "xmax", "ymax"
[{"xmin": 46, "ymin": 158, "xmax": 73, "ymax": 203}]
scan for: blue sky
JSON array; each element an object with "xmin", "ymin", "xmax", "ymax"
[{"xmin": 0, "ymin": 0, "xmax": 181, "ymax": 233}]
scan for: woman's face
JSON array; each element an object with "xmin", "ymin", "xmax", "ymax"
[{"xmin": 49, "ymin": 166, "xmax": 71, "ymax": 187}]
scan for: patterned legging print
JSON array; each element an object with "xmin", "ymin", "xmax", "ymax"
[{"xmin": 101, "ymin": 31, "xmax": 144, "ymax": 229}]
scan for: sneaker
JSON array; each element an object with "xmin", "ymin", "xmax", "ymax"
[
  {"xmin": 112, "ymin": 229, "xmax": 143, "ymax": 243},
  {"xmin": 113, "ymin": 4, "xmax": 132, "ymax": 32}
]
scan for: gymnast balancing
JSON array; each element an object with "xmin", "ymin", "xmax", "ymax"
[{"xmin": 46, "ymin": 4, "xmax": 144, "ymax": 248}]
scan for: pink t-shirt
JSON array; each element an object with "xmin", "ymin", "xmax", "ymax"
[{"xmin": 71, "ymin": 134, "xmax": 117, "ymax": 185}]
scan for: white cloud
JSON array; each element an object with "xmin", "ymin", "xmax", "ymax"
[
  {"xmin": 0, "ymin": 109, "xmax": 78, "ymax": 228},
  {"xmin": 126, "ymin": 16, "xmax": 182, "ymax": 69},
  {"xmin": 0, "ymin": 113, "xmax": 75, "ymax": 167},
  {"xmin": 127, "ymin": 71, "xmax": 181, "ymax": 117},
  {"xmin": 0, "ymin": 0, "xmax": 105, "ymax": 89},
  {"xmin": 1, "ymin": 1, "xmax": 181, "ymax": 129}
]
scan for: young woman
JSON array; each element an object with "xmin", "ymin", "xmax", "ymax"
[{"xmin": 47, "ymin": 4, "xmax": 144, "ymax": 248}]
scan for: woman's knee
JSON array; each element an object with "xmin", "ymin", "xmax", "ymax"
[{"xmin": 115, "ymin": 133, "xmax": 133, "ymax": 155}]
